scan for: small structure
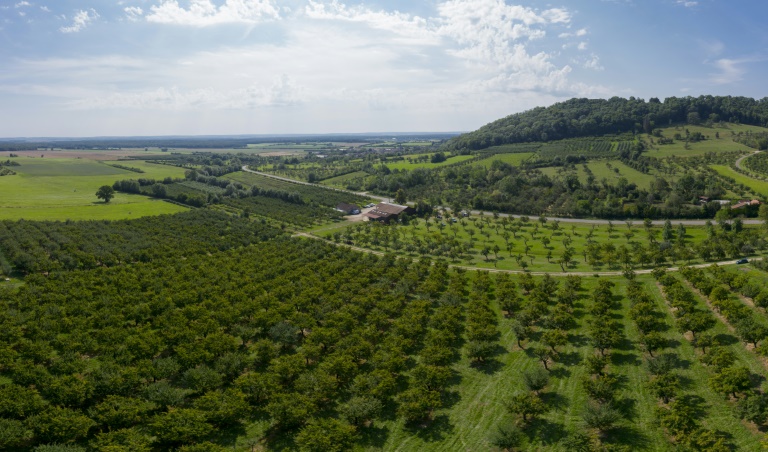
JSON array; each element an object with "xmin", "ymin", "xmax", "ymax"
[
  {"xmin": 731, "ymin": 199, "xmax": 761, "ymax": 210},
  {"xmin": 364, "ymin": 202, "xmax": 412, "ymax": 222},
  {"xmin": 335, "ymin": 203, "xmax": 361, "ymax": 215}
]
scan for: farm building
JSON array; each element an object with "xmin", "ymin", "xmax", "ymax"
[
  {"xmin": 364, "ymin": 202, "xmax": 412, "ymax": 222},
  {"xmin": 335, "ymin": 203, "xmax": 361, "ymax": 215}
]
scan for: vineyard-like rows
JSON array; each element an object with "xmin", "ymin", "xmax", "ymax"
[{"xmin": 538, "ymin": 139, "xmax": 615, "ymax": 158}]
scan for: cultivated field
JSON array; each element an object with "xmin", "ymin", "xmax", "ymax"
[{"xmin": 0, "ymin": 158, "xmax": 188, "ymax": 220}]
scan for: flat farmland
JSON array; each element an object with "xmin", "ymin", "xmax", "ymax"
[{"xmin": 0, "ymin": 158, "xmax": 188, "ymax": 220}]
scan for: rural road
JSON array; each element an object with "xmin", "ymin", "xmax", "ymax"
[
  {"xmin": 244, "ymin": 166, "xmax": 764, "ymax": 226},
  {"xmin": 293, "ymin": 231, "xmax": 761, "ymax": 277},
  {"xmin": 735, "ymin": 150, "xmax": 760, "ymax": 171}
]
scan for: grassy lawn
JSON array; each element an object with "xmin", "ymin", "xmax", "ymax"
[
  {"xmin": 0, "ymin": 158, "xmax": 188, "ymax": 220},
  {"xmin": 710, "ymin": 165, "xmax": 768, "ymax": 196}
]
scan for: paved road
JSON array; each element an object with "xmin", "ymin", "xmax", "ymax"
[
  {"xmin": 244, "ymin": 166, "xmax": 763, "ymax": 226},
  {"xmin": 293, "ymin": 232, "xmax": 761, "ymax": 276}
]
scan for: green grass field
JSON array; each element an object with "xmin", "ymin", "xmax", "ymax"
[
  {"xmin": 319, "ymin": 171, "xmax": 371, "ymax": 187},
  {"xmin": 0, "ymin": 158, "xmax": 188, "ymax": 220},
  {"xmin": 710, "ymin": 165, "xmax": 768, "ymax": 197}
]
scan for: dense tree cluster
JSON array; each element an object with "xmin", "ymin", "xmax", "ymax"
[
  {"xmin": 0, "ymin": 210, "xmax": 280, "ymax": 275},
  {"xmin": 444, "ymin": 96, "xmax": 768, "ymax": 151},
  {"xmin": 0, "ymin": 229, "xmax": 491, "ymax": 449}
]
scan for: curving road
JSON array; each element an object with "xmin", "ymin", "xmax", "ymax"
[
  {"xmin": 244, "ymin": 166, "xmax": 764, "ymax": 226},
  {"xmin": 735, "ymin": 150, "xmax": 761, "ymax": 171}
]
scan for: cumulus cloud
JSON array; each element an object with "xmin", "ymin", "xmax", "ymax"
[
  {"xmin": 124, "ymin": 6, "xmax": 144, "ymax": 21},
  {"xmin": 60, "ymin": 9, "xmax": 99, "ymax": 33},
  {"xmin": 15, "ymin": 1, "xmax": 31, "ymax": 8},
  {"xmin": 145, "ymin": 0, "xmax": 279, "ymax": 26}
]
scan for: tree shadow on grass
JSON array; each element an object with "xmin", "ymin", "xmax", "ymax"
[
  {"xmin": 549, "ymin": 366, "xmax": 571, "ymax": 379},
  {"xmin": 603, "ymin": 425, "xmax": 650, "ymax": 449},
  {"xmin": 556, "ymin": 351, "xmax": 582, "ymax": 367},
  {"xmin": 411, "ymin": 414, "xmax": 454, "ymax": 443},
  {"xmin": 471, "ymin": 358, "xmax": 505, "ymax": 375},
  {"xmin": 524, "ymin": 418, "xmax": 567, "ymax": 446},
  {"xmin": 610, "ymin": 351, "xmax": 641, "ymax": 367},
  {"xmin": 441, "ymin": 389, "xmax": 462, "ymax": 410},
  {"xmin": 358, "ymin": 425, "xmax": 390, "ymax": 448},
  {"xmin": 540, "ymin": 391, "xmax": 569, "ymax": 411},
  {"xmin": 566, "ymin": 333, "xmax": 590, "ymax": 347},
  {"xmin": 206, "ymin": 423, "xmax": 248, "ymax": 447},
  {"xmin": 715, "ymin": 333, "xmax": 739, "ymax": 346}
]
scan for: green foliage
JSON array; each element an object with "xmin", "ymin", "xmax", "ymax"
[
  {"xmin": 0, "ymin": 418, "xmax": 32, "ymax": 449},
  {"xmin": 95, "ymin": 185, "xmax": 115, "ymax": 203},
  {"xmin": 26, "ymin": 406, "xmax": 95, "ymax": 444},
  {"xmin": 295, "ymin": 418, "xmax": 357, "ymax": 452},
  {"xmin": 488, "ymin": 423, "xmax": 524, "ymax": 450},
  {"xmin": 506, "ymin": 392, "xmax": 547, "ymax": 424},
  {"xmin": 339, "ymin": 396, "xmax": 383, "ymax": 427},
  {"xmin": 582, "ymin": 402, "xmax": 622, "ymax": 433},
  {"xmin": 149, "ymin": 408, "xmax": 213, "ymax": 446}
]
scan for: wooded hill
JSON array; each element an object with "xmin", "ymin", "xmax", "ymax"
[{"xmin": 444, "ymin": 96, "xmax": 768, "ymax": 151}]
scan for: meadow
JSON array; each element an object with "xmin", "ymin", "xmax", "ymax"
[
  {"xmin": 540, "ymin": 160, "xmax": 662, "ymax": 188},
  {"xmin": 647, "ymin": 125, "xmax": 754, "ymax": 158},
  {"xmin": 384, "ymin": 154, "xmax": 475, "ymax": 171},
  {"xmin": 0, "ymin": 157, "xmax": 188, "ymax": 220}
]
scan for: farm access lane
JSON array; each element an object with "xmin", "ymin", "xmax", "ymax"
[
  {"xmin": 735, "ymin": 150, "xmax": 761, "ymax": 171},
  {"xmin": 244, "ymin": 166, "xmax": 763, "ymax": 226},
  {"xmin": 241, "ymin": 166, "xmax": 389, "ymax": 202},
  {"xmin": 293, "ymin": 231, "xmax": 763, "ymax": 276}
]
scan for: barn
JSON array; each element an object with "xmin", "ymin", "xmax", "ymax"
[{"xmin": 363, "ymin": 202, "xmax": 412, "ymax": 222}]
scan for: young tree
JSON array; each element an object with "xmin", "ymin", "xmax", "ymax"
[
  {"xmin": 523, "ymin": 367, "xmax": 550, "ymax": 394},
  {"xmin": 506, "ymin": 392, "xmax": 548, "ymax": 424}
]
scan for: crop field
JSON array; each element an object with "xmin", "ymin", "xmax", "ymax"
[
  {"xmin": 0, "ymin": 158, "xmax": 188, "ymax": 220},
  {"xmin": 223, "ymin": 171, "xmax": 371, "ymax": 207},
  {"xmin": 384, "ymin": 154, "xmax": 475, "ymax": 171},
  {"xmin": 710, "ymin": 165, "xmax": 768, "ymax": 197}
]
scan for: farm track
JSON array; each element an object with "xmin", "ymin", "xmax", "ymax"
[
  {"xmin": 735, "ymin": 150, "xmax": 761, "ymax": 171},
  {"xmin": 292, "ymin": 231, "xmax": 763, "ymax": 276},
  {"xmin": 245, "ymin": 166, "xmax": 763, "ymax": 226},
  {"xmin": 241, "ymin": 166, "xmax": 389, "ymax": 202}
]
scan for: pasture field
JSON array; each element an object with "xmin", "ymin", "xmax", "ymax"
[
  {"xmin": 0, "ymin": 158, "xmax": 188, "ymax": 220},
  {"xmin": 472, "ymin": 152, "xmax": 536, "ymax": 168},
  {"xmin": 710, "ymin": 164, "xmax": 768, "ymax": 197},
  {"xmin": 385, "ymin": 154, "xmax": 475, "ymax": 171}
]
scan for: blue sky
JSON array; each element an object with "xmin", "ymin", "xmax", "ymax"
[{"xmin": 1, "ymin": 0, "xmax": 767, "ymax": 137}]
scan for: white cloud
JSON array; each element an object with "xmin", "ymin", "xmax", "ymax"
[
  {"xmin": 69, "ymin": 74, "xmax": 303, "ymax": 110},
  {"xmin": 40, "ymin": 6, "xmax": 50, "ymax": 13},
  {"xmin": 304, "ymin": 0, "xmax": 437, "ymax": 44},
  {"xmin": 124, "ymin": 6, "xmax": 144, "ymax": 21},
  {"xmin": 145, "ymin": 0, "xmax": 279, "ymax": 26},
  {"xmin": 60, "ymin": 9, "xmax": 99, "ymax": 33},
  {"xmin": 15, "ymin": 1, "xmax": 31, "ymax": 8},
  {"xmin": 709, "ymin": 58, "xmax": 748, "ymax": 84},
  {"xmin": 676, "ymin": 0, "xmax": 698, "ymax": 7},
  {"xmin": 583, "ymin": 54, "xmax": 604, "ymax": 71},
  {"xmin": 559, "ymin": 28, "xmax": 588, "ymax": 38}
]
